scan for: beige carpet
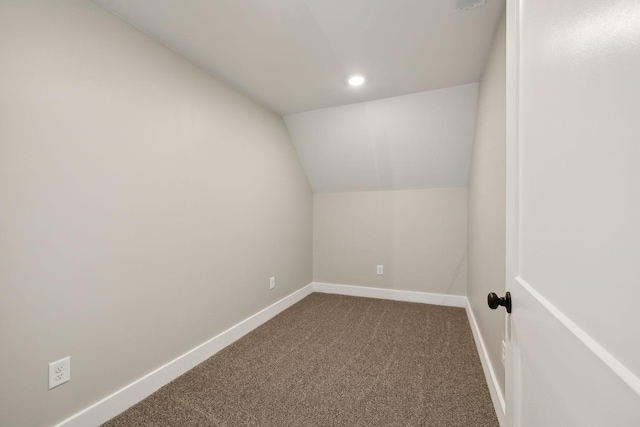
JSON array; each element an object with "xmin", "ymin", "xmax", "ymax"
[{"xmin": 102, "ymin": 293, "xmax": 498, "ymax": 426}]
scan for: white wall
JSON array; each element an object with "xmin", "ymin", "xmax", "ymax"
[
  {"xmin": 0, "ymin": 2, "xmax": 312, "ymax": 426},
  {"xmin": 467, "ymin": 9, "xmax": 507, "ymax": 396},
  {"xmin": 314, "ymin": 189, "xmax": 467, "ymax": 295},
  {"xmin": 285, "ymin": 84, "xmax": 479, "ymax": 193}
]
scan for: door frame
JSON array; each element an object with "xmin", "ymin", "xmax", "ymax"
[{"xmin": 504, "ymin": 0, "xmax": 521, "ymax": 425}]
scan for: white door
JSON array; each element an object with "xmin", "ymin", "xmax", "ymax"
[{"xmin": 504, "ymin": 0, "xmax": 640, "ymax": 426}]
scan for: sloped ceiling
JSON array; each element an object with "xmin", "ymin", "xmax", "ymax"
[
  {"xmin": 285, "ymin": 83, "xmax": 479, "ymax": 192},
  {"xmin": 96, "ymin": 0, "xmax": 503, "ymax": 115},
  {"xmin": 96, "ymin": 0, "xmax": 503, "ymax": 192}
]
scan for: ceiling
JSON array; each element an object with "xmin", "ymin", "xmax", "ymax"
[
  {"xmin": 96, "ymin": 0, "xmax": 504, "ymax": 116},
  {"xmin": 285, "ymin": 83, "xmax": 479, "ymax": 192}
]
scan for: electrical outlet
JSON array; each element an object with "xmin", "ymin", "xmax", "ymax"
[
  {"xmin": 49, "ymin": 356, "xmax": 70, "ymax": 390},
  {"xmin": 376, "ymin": 265, "xmax": 384, "ymax": 275},
  {"xmin": 269, "ymin": 276, "xmax": 275, "ymax": 289}
]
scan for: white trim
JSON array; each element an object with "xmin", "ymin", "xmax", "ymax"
[
  {"xmin": 505, "ymin": 2, "xmax": 522, "ymax": 425},
  {"xmin": 515, "ymin": 277, "xmax": 640, "ymax": 397},
  {"xmin": 315, "ymin": 282, "xmax": 505, "ymax": 423},
  {"xmin": 312, "ymin": 282, "xmax": 467, "ymax": 307},
  {"xmin": 466, "ymin": 301, "xmax": 507, "ymax": 427},
  {"xmin": 54, "ymin": 283, "xmax": 315, "ymax": 427},
  {"xmin": 55, "ymin": 282, "xmax": 499, "ymax": 427}
]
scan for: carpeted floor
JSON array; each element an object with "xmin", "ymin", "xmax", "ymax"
[{"xmin": 102, "ymin": 293, "xmax": 498, "ymax": 426}]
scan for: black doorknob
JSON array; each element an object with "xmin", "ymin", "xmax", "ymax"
[{"xmin": 487, "ymin": 292, "xmax": 512, "ymax": 313}]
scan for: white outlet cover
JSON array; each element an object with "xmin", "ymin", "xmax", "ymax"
[
  {"xmin": 376, "ymin": 265, "xmax": 384, "ymax": 275},
  {"xmin": 49, "ymin": 356, "xmax": 71, "ymax": 389},
  {"xmin": 269, "ymin": 277, "xmax": 275, "ymax": 289}
]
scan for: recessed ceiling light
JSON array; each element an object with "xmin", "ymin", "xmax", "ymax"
[{"xmin": 348, "ymin": 75, "xmax": 365, "ymax": 86}]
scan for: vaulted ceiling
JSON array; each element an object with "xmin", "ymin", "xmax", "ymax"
[
  {"xmin": 286, "ymin": 83, "xmax": 479, "ymax": 192},
  {"xmin": 95, "ymin": 0, "xmax": 504, "ymax": 192},
  {"xmin": 96, "ymin": 0, "xmax": 503, "ymax": 116}
]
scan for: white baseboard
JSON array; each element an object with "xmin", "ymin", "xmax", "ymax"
[
  {"xmin": 56, "ymin": 282, "xmax": 500, "ymax": 427},
  {"xmin": 315, "ymin": 282, "xmax": 505, "ymax": 424},
  {"xmin": 465, "ymin": 300, "xmax": 506, "ymax": 427},
  {"xmin": 312, "ymin": 282, "xmax": 467, "ymax": 307},
  {"xmin": 54, "ymin": 283, "xmax": 315, "ymax": 427}
]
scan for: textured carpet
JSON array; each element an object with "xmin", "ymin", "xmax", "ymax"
[{"xmin": 102, "ymin": 293, "xmax": 498, "ymax": 426}]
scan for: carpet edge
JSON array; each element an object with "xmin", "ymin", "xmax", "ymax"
[
  {"xmin": 312, "ymin": 282, "xmax": 467, "ymax": 307},
  {"xmin": 54, "ymin": 283, "xmax": 315, "ymax": 427}
]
